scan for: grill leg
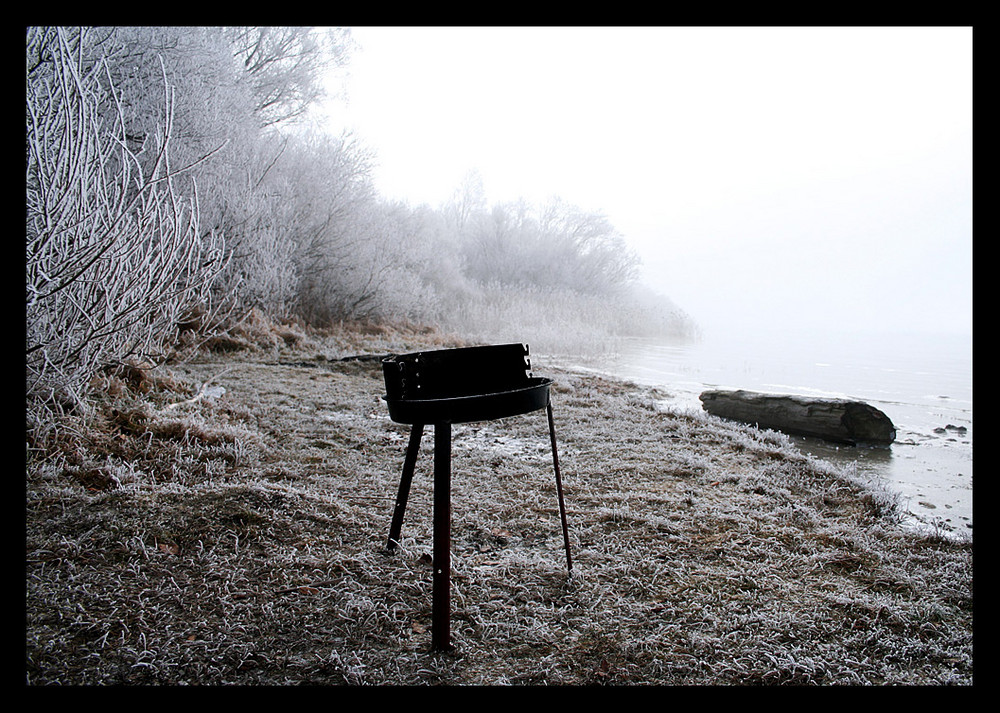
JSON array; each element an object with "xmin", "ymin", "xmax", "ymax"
[
  {"xmin": 432, "ymin": 421, "xmax": 452, "ymax": 651},
  {"xmin": 547, "ymin": 399, "xmax": 573, "ymax": 573},
  {"xmin": 387, "ymin": 423, "xmax": 423, "ymax": 552}
]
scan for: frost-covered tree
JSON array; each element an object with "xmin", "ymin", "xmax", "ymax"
[
  {"xmin": 224, "ymin": 26, "xmax": 353, "ymax": 128},
  {"xmin": 89, "ymin": 26, "xmax": 300, "ymax": 315},
  {"xmin": 538, "ymin": 199, "xmax": 640, "ymax": 294},
  {"xmin": 272, "ymin": 130, "xmax": 437, "ymax": 324},
  {"xmin": 457, "ymin": 198, "xmax": 639, "ymax": 297},
  {"xmin": 58, "ymin": 26, "xmax": 358, "ymax": 320}
]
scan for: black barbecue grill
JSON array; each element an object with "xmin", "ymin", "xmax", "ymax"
[{"xmin": 381, "ymin": 343, "xmax": 572, "ymax": 651}]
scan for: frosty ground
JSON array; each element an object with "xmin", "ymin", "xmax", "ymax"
[{"xmin": 25, "ymin": 322, "xmax": 973, "ymax": 685}]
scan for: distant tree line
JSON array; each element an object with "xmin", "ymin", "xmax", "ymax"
[{"xmin": 26, "ymin": 26, "xmax": 695, "ymax": 425}]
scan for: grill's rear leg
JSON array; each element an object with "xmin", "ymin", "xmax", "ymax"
[{"xmin": 547, "ymin": 399, "xmax": 573, "ymax": 573}]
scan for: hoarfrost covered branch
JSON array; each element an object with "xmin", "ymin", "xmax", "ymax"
[{"xmin": 26, "ymin": 27, "xmax": 226, "ymax": 413}]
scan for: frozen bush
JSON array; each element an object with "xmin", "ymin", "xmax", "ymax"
[{"xmin": 26, "ymin": 28, "xmax": 226, "ymax": 416}]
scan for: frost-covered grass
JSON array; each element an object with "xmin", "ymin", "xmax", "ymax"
[{"xmin": 25, "ymin": 326, "xmax": 972, "ymax": 685}]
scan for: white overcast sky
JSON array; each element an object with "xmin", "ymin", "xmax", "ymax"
[{"xmin": 318, "ymin": 26, "xmax": 972, "ymax": 338}]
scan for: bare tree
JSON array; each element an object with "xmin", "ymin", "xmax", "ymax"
[
  {"xmin": 539, "ymin": 199, "xmax": 640, "ymax": 293},
  {"xmin": 444, "ymin": 169, "xmax": 488, "ymax": 231},
  {"xmin": 456, "ymin": 198, "xmax": 640, "ymax": 296},
  {"xmin": 224, "ymin": 26, "xmax": 353, "ymax": 128},
  {"xmin": 264, "ymin": 130, "xmax": 385, "ymax": 324},
  {"xmin": 26, "ymin": 27, "xmax": 227, "ymax": 414}
]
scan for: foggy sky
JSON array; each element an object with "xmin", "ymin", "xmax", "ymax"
[{"xmin": 318, "ymin": 26, "xmax": 972, "ymax": 339}]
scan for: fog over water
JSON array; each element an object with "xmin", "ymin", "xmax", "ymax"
[{"xmin": 318, "ymin": 27, "xmax": 973, "ymax": 531}]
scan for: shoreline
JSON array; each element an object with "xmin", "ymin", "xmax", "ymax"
[{"xmin": 546, "ymin": 340, "xmax": 973, "ymax": 537}]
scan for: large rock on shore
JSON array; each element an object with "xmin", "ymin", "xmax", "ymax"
[{"xmin": 699, "ymin": 389, "xmax": 896, "ymax": 446}]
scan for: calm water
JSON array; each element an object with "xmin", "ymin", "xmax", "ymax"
[{"xmin": 595, "ymin": 327, "xmax": 973, "ymax": 533}]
